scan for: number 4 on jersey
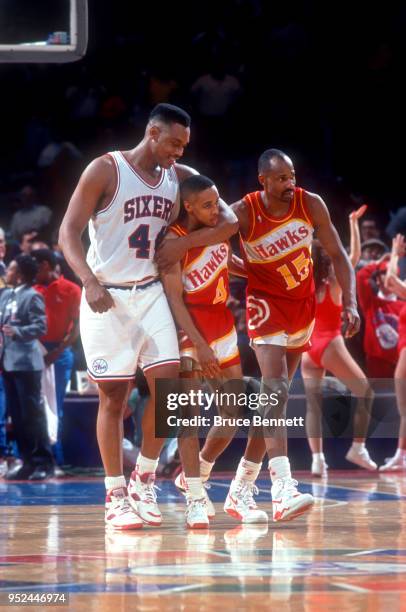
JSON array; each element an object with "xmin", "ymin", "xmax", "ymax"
[{"xmin": 128, "ymin": 225, "xmax": 166, "ymax": 259}]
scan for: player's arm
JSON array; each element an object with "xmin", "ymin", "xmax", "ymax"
[
  {"xmin": 307, "ymin": 192, "xmax": 360, "ymax": 337},
  {"xmin": 58, "ymin": 157, "xmax": 115, "ymax": 313},
  {"xmin": 227, "ymin": 248, "xmax": 247, "ymax": 278},
  {"xmin": 156, "ymin": 164, "xmax": 239, "ymax": 272},
  {"xmin": 385, "ymin": 234, "xmax": 406, "ymax": 298},
  {"xmin": 349, "ymin": 204, "xmax": 367, "ymax": 268},
  {"xmin": 161, "ymin": 235, "xmax": 221, "ymax": 378}
]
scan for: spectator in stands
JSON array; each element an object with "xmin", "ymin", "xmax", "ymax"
[
  {"xmin": 9, "ymin": 185, "xmax": 52, "ymax": 242},
  {"xmin": 360, "ymin": 216, "xmax": 382, "ymax": 242},
  {"xmin": 357, "ymin": 252, "xmax": 404, "ymax": 379},
  {"xmin": 32, "ymin": 248, "xmax": 81, "ymax": 466},
  {"xmin": 0, "ymin": 233, "xmax": 7, "ymax": 476},
  {"xmin": 357, "ymin": 238, "xmax": 389, "ymax": 270},
  {"xmin": 0, "ymin": 255, "xmax": 53, "ymax": 480}
]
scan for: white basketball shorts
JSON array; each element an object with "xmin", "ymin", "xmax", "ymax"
[{"xmin": 80, "ymin": 281, "xmax": 180, "ymax": 381}]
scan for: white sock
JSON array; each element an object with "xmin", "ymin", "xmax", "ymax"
[
  {"xmin": 268, "ymin": 456, "xmax": 291, "ymax": 482},
  {"xmin": 185, "ymin": 476, "xmax": 204, "ymax": 499},
  {"xmin": 351, "ymin": 442, "xmax": 365, "ymax": 451},
  {"xmin": 235, "ymin": 457, "xmax": 261, "ymax": 483},
  {"xmin": 199, "ymin": 453, "xmax": 215, "ymax": 482},
  {"xmin": 136, "ymin": 453, "xmax": 159, "ymax": 475},
  {"xmin": 312, "ymin": 452, "xmax": 325, "ymax": 460},
  {"xmin": 105, "ymin": 475, "xmax": 126, "ymax": 491}
]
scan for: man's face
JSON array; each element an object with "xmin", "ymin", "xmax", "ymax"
[
  {"xmin": 361, "ymin": 220, "xmax": 380, "ymax": 241},
  {"xmin": 362, "ymin": 245, "xmax": 385, "ymax": 261},
  {"xmin": 0, "ymin": 236, "xmax": 5, "ymax": 260},
  {"xmin": 184, "ymin": 186, "xmax": 220, "ymax": 227},
  {"xmin": 20, "ymin": 231, "xmax": 38, "ymax": 254},
  {"xmin": 150, "ymin": 122, "xmax": 190, "ymax": 169},
  {"xmin": 258, "ymin": 156, "xmax": 296, "ymax": 203},
  {"xmin": 34, "ymin": 260, "xmax": 50, "ymax": 284},
  {"xmin": 5, "ymin": 261, "xmax": 19, "ymax": 286}
]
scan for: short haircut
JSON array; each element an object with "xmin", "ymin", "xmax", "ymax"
[
  {"xmin": 258, "ymin": 148, "xmax": 288, "ymax": 174},
  {"xmin": 149, "ymin": 103, "xmax": 191, "ymax": 128},
  {"xmin": 180, "ymin": 175, "xmax": 215, "ymax": 201},
  {"xmin": 15, "ymin": 254, "xmax": 38, "ymax": 284},
  {"xmin": 32, "ymin": 248, "xmax": 56, "ymax": 269}
]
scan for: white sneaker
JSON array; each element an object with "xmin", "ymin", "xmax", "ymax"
[
  {"xmin": 224, "ymin": 479, "xmax": 268, "ymax": 523},
  {"xmin": 379, "ymin": 454, "xmax": 406, "ymax": 472},
  {"xmin": 105, "ymin": 487, "xmax": 143, "ymax": 530},
  {"xmin": 311, "ymin": 455, "xmax": 328, "ymax": 477},
  {"xmin": 174, "ymin": 471, "xmax": 215, "ymax": 519},
  {"xmin": 128, "ymin": 468, "xmax": 162, "ymax": 526},
  {"xmin": 271, "ymin": 478, "xmax": 314, "ymax": 522},
  {"xmin": 345, "ymin": 446, "xmax": 377, "ymax": 471},
  {"xmin": 185, "ymin": 497, "xmax": 209, "ymax": 529}
]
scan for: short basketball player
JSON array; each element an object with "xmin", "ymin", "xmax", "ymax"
[
  {"xmin": 163, "ymin": 149, "xmax": 360, "ymax": 522},
  {"xmin": 162, "ymin": 174, "xmax": 268, "ymax": 524},
  {"xmin": 58, "ymin": 104, "xmax": 238, "ymax": 530}
]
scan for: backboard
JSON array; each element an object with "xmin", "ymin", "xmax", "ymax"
[{"xmin": 0, "ymin": 0, "xmax": 88, "ymax": 63}]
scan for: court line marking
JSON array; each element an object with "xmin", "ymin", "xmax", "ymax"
[
  {"xmin": 345, "ymin": 549, "xmax": 388, "ymax": 557},
  {"xmin": 331, "ymin": 582, "xmax": 371, "ymax": 593},
  {"xmin": 300, "ymin": 479, "xmax": 405, "ymax": 498}
]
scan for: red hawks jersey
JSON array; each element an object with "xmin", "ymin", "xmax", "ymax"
[
  {"xmin": 169, "ymin": 223, "xmax": 230, "ymax": 307},
  {"xmin": 241, "ymin": 187, "xmax": 315, "ymax": 299}
]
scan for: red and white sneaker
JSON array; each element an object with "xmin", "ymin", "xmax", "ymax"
[
  {"xmin": 271, "ymin": 478, "xmax": 314, "ymax": 522},
  {"xmin": 185, "ymin": 497, "xmax": 209, "ymax": 529},
  {"xmin": 105, "ymin": 486, "xmax": 143, "ymax": 530},
  {"xmin": 174, "ymin": 471, "xmax": 215, "ymax": 519},
  {"xmin": 128, "ymin": 468, "xmax": 162, "ymax": 526},
  {"xmin": 224, "ymin": 479, "xmax": 268, "ymax": 523}
]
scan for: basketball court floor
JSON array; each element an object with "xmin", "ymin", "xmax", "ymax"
[{"xmin": 1, "ymin": 470, "xmax": 405, "ymax": 610}]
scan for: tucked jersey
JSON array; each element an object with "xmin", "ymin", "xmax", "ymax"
[
  {"xmin": 241, "ymin": 187, "xmax": 314, "ymax": 299},
  {"xmin": 87, "ymin": 151, "xmax": 179, "ymax": 284},
  {"xmin": 169, "ymin": 222, "xmax": 230, "ymax": 307}
]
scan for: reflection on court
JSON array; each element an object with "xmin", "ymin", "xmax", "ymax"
[{"xmin": 1, "ymin": 471, "xmax": 405, "ymax": 609}]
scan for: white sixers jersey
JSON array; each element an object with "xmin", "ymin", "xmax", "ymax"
[{"xmin": 87, "ymin": 151, "xmax": 179, "ymax": 284}]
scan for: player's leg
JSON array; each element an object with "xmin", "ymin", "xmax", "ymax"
[
  {"xmin": 301, "ymin": 352, "xmax": 327, "ymax": 476},
  {"xmin": 128, "ymin": 363, "xmax": 179, "ymax": 526},
  {"xmin": 321, "ymin": 336, "xmax": 376, "ymax": 470},
  {"xmin": 380, "ymin": 347, "xmax": 406, "ymax": 471},
  {"xmin": 254, "ymin": 344, "xmax": 314, "ymax": 521},
  {"xmin": 98, "ymin": 379, "xmax": 143, "ymax": 530}
]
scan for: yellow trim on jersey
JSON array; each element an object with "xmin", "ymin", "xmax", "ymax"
[{"xmin": 219, "ymin": 349, "xmax": 240, "ymax": 365}]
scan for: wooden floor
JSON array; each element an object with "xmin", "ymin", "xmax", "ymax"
[{"xmin": 1, "ymin": 471, "xmax": 406, "ymax": 611}]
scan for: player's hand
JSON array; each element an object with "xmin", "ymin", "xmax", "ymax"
[
  {"xmin": 349, "ymin": 204, "xmax": 368, "ymax": 221},
  {"xmin": 2, "ymin": 324, "xmax": 16, "ymax": 337},
  {"xmin": 196, "ymin": 342, "xmax": 221, "ymax": 378},
  {"xmin": 392, "ymin": 233, "xmax": 406, "ymax": 258},
  {"xmin": 155, "ymin": 237, "xmax": 188, "ymax": 273},
  {"xmin": 341, "ymin": 305, "xmax": 360, "ymax": 338},
  {"xmin": 84, "ymin": 277, "xmax": 114, "ymax": 313}
]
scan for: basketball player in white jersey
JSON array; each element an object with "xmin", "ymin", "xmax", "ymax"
[{"xmin": 58, "ymin": 104, "xmax": 238, "ymax": 530}]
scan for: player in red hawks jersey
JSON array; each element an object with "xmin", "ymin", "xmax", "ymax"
[
  {"xmin": 231, "ymin": 149, "xmax": 360, "ymax": 521},
  {"xmin": 162, "ymin": 175, "xmax": 269, "ymax": 524}
]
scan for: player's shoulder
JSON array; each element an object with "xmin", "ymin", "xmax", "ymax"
[
  {"xmin": 174, "ymin": 163, "xmax": 199, "ymax": 182},
  {"xmin": 166, "ymin": 222, "xmax": 187, "ymax": 240},
  {"xmin": 302, "ymin": 189, "xmax": 325, "ymax": 207}
]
